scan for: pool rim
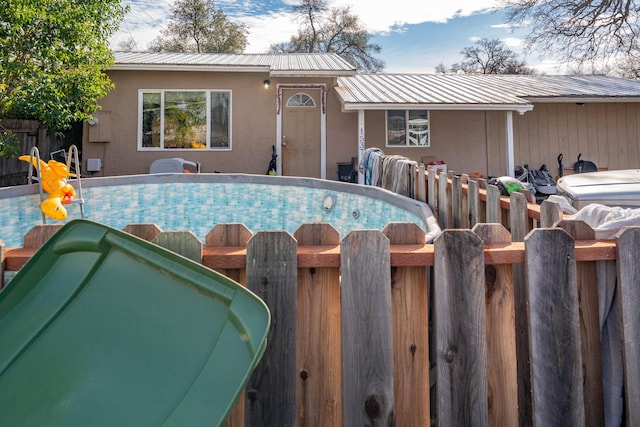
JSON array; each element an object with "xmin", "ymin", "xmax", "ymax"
[{"xmin": 0, "ymin": 173, "xmax": 441, "ymax": 243}]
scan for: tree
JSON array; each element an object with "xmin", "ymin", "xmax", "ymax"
[
  {"xmin": 0, "ymin": 0, "xmax": 127, "ymax": 153},
  {"xmin": 434, "ymin": 62, "xmax": 448, "ymax": 74},
  {"xmin": 116, "ymin": 36, "xmax": 139, "ymax": 52},
  {"xmin": 450, "ymin": 38, "xmax": 532, "ymax": 74},
  {"xmin": 270, "ymin": 0, "xmax": 384, "ymax": 72},
  {"xmin": 149, "ymin": 0, "xmax": 247, "ymax": 54},
  {"xmin": 500, "ymin": 0, "xmax": 640, "ymax": 68}
]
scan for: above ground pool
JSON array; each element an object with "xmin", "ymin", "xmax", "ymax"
[{"xmin": 0, "ymin": 173, "xmax": 440, "ymax": 248}]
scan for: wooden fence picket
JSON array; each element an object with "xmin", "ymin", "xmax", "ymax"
[
  {"xmin": 438, "ymin": 170, "xmax": 450, "ymax": 229},
  {"xmin": 122, "ymin": 223, "xmax": 162, "ymax": 242},
  {"xmin": 555, "ymin": 220, "xmax": 604, "ymax": 426},
  {"xmin": 468, "ymin": 179, "xmax": 480, "ymax": 228},
  {"xmin": 418, "ymin": 163, "xmax": 426, "ymax": 202},
  {"xmin": 204, "ymin": 223, "xmax": 253, "ymax": 427},
  {"xmin": 509, "ymin": 191, "xmax": 533, "ymax": 427},
  {"xmin": 451, "ymin": 175, "xmax": 461, "ymax": 229},
  {"xmin": 525, "ymin": 228, "xmax": 585, "ymax": 426},
  {"xmin": 540, "ymin": 199, "xmax": 563, "ymax": 228},
  {"xmin": 206, "ymin": 223, "xmax": 252, "ymax": 284},
  {"xmin": 473, "ymin": 224, "xmax": 518, "ymax": 426},
  {"xmin": 616, "ymin": 227, "xmax": 640, "ymax": 425},
  {"xmin": 294, "ymin": 223, "xmax": 342, "ymax": 426},
  {"xmin": 341, "ymin": 230, "xmax": 394, "ymax": 426},
  {"xmin": 428, "ymin": 167, "xmax": 437, "ymax": 219},
  {"xmin": 245, "ymin": 231, "xmax": 298, "ymax": 426},
  {"xmin": 383, "ymin": 223, "xmax": 430, "ymax": 426},
  {"xmin": 486, "ymin": 184, "xmax": 501, "ymax": 224},
  {"xmin": 434, "ymin": 230, "xmax": 488, "ymax": 426},
  {"xmin": 459, "ymin": 174, "xmax": 470, "ymax": 229},
  {"xmin": 23, "ymin": 224, "xmax": 63, "ymax": 248},
  {"xmin": 152, "ymin": 230, "xmax": 202, "ymax": 263},
  {"xmin": 0, "ymin": 241, "xmax": 4, "ymax": 289}
]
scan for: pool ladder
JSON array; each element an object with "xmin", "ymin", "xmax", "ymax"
[{"xmin": 24, "ymin": 145, "xmax": 85, "ymax": 224}]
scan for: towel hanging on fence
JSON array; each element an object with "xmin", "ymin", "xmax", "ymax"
[{"xmin": 359, "ymin": 148, "xmax": 384, "ymax": 186}]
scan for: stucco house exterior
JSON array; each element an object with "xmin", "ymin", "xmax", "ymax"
[{"xmin": 83, "ymin": 52, "xmax": 640, "ymax": 180}]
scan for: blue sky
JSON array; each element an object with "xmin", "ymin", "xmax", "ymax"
[{"xmin": 113, "ymin": 0, "xmax": 566, "ymax": 74}]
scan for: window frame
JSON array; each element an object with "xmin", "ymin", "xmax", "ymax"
[
  {"xmin": 137, "ymin": 89, "xmax": 232, "ymax": 151},
  {"xmin": 385, "ymin": 110, "xmax": 430, "ymax": 147},
  {"xmin": 286, "ymin": 92, "xmax": 316, "ymax": 107}
]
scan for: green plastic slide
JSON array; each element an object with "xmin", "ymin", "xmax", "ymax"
[{"xmin": 0, "ymin": 219, "xmax": 270, "ymax": 426}]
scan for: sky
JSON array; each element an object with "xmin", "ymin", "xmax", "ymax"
[{"xmin": 112, "ymin": 0, "xmax": 567, "ymax": 74}]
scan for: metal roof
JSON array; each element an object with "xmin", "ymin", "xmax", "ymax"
[
  {"xmin": 112, "ymin": 52, "xmax": 357, "ymax": 76},
  {"xmin": 335, "ymin": 74, "xmax": 640, "ymax": 113}
]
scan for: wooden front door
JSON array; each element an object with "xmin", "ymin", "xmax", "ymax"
[{"xmin": 281, "ymin": 89, "xmax": 321, "ymax": 178}]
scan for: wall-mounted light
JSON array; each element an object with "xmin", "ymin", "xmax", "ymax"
[
  {"xmin": 87, "ymin": 116, "xmax": 99, "ymax": 126},
  {"xmin": 263, "ymin": 79, "xmax": 270, "ymax": 89}
]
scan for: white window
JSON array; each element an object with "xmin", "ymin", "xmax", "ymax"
[
  {"xmin": 287, "ymin": 93, "xmax": 315, "ymax": 107},
  {"xmin": 386, "ymin": 110, "xmax": 429, "ymax": 147},
  {"xmin": 139, "ymin": 90, "xmax": 231, "ymax": 150}
]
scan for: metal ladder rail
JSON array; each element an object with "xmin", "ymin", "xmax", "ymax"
[
  {"xmin": 65, "ymin": 144, "xmax": 85, "ymax": 218},
  {"xmin": 25, "ymin": 147, "xmax": 48, "ymax": 224}
]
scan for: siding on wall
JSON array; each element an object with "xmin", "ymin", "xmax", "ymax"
[{"xmin": 513, "ymin": 102, "xmax": 640, "ymax": 177}]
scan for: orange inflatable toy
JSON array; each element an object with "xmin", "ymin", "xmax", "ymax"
[{"xmin": 19, "ymin": 156, "xmax": 76, "ymax": 220}]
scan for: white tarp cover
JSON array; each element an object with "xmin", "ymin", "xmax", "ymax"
[
  {"xmin": 567, "ymin": 203, "xmax": 640, "ymax": 426},
  {"xmin": 568, "ymin": 203, "xmax": 640, "ymax": 240}
]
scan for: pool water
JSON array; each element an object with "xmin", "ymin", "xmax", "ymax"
[{"xmin": 0, "ymin": 177, "xmax": 431, "ymax": 248}]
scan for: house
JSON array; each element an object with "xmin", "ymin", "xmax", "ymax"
[{"xmin": 83, "ymin": 52, "xmax": 640, "ymax": 180}]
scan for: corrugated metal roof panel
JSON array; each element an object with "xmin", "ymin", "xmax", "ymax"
[
  {"xmin": 336, "ymin": 74, "xmax": 531, "ymax": 106},
  {"xmin": 112, "ymin": 52, "xmax": 356, "ymax": 75},
  {"xmin": 335, "ymin": 74, "xmax": 640, "ymax": 111}
]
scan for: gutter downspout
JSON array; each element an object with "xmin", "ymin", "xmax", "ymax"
[
  {"xmin": 358, "ymin": 110, "xmax": 365, "ymax": 184},
  {"xmin": 506, "ymin": 110, "xmax": 515, "ymax": 177}
]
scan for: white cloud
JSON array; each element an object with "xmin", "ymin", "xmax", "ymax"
[
  {"xmin": 326, "ymin": 0, "xmax": 501, "ymax": 32},
  {"xmin": 501, "ymin": 37, "xmax": 524, "ymax": 49},
  {"xmin": 114, "ymin": 0, "xmax": 504, "ymax": 52}
]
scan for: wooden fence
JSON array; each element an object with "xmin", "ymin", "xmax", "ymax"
[
  {"xmin": 0, "ymin": 119, "xmax": 74, "ymax": 187},
  {"xmin": 1, "ymin": 205, "xmax": 637, "ymax": 426}
]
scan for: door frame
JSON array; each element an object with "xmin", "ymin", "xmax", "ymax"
[{"xmin": 276, "ymin": 84, "xmax": 327, "ymax": 179}]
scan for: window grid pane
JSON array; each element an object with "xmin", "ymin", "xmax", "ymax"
[
  {"xmin": 210, "ymin": 92, "xmax": 230, "ymax": 148},
  {"xmin": 386, "ymin": 110, "xmax": 429, "ymax": 147},
  {"xmin": 142, "ymin": 92, "xmax": 161, "ymax": 148}
]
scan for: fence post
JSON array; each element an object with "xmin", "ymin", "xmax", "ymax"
[
  {"xmin": 525, "ymin": 228, "xmax": 585, "ymax": 426},
  {"xmin": 383, "ymin": 223, "xmax": 430, "ymax": 426},
  {"xmin": 245, "ymin": 231, "xmax": 298, "ymax": 426},
  {"xmin": 341, "ymin": 230, "xmax": 394, "ymax": 426},
  {"xmin": 435, "ymin": 230, "xmax": 488, "ymax": 426},
  {"xmin": 473, "ymin": 224, "xmax": 518, "ymax": 426},
  {"xmin": 555, "ymin": 220, "xmax": 604, "ymax": 426},
  {"xmin": 294, "ymin": 223, "xmax": 342, "ymax": 426},
  {"xmin": 616, "ymin": 227, "xmax": 640, "ymax": 425}
]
